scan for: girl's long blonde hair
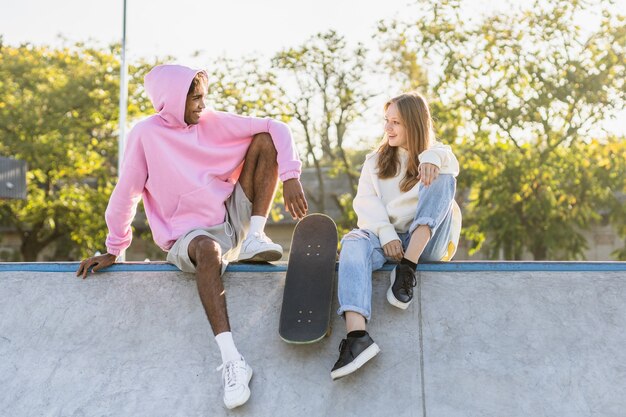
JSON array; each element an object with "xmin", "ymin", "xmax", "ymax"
[{"xmin": 376, "ymin": 92, "xmax": 434, "ymax": 192}]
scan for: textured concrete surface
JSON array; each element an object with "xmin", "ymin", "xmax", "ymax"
[
  {"xmin": 420, "ymin": 271, "xmax": 626, "ymax": 417},
  {"xmin": 1, "ymin": 266, "xmax": 625, "ymax": 417},
  {"xmin": 0, "ymin": 270, "xmax": 421, "ymax": 417}
]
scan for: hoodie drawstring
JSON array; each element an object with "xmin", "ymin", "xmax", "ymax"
[{"xmin": 224, "ymin": 220, "xmax": 234, "ymax": 237}]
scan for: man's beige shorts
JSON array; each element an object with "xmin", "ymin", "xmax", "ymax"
[{"xmin": 166, "ymin": 183, "xmax": 252, "ymax": 275}]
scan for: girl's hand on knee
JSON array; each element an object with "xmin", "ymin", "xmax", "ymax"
[
  {"xmin": 383, "ymin": 240, "xmax": 404, "ymax": 261},
  {"xmin": 419, "ymin": 163, "xmax": 440, "ymax": 186}
]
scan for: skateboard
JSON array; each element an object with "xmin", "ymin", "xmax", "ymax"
[{"xmin": 279, "ymin": 213, "xmax": 338, "ymax": 344}]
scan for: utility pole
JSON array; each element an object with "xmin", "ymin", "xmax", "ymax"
[{"xmin": 117, "ymin": 0, "xmax": 128, "ymax": 261}]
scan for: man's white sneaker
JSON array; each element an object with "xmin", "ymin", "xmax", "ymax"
[
  {"xmin": 217, "ymin": 358, "xmax": 253, "ymax": 409},
  {"xmin": 238, "ymin": 232, "xmax": 283, "ymax": 262}
]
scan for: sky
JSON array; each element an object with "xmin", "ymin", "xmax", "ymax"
[
  {"xmin": 1, "ymin": 0, "xmax": 421, "ymax": 63},
  {"xmin": 1, "ymin": 0, "xmax": 624, "ymax": 141},
  {"xmin": 3, "ymin": 0, "xmax": 623, "ymax": 61}
]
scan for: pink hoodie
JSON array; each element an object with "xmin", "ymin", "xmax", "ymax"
[{"xmin": 104, "ymin": 64, "xmax": 301, "ymax": 255}]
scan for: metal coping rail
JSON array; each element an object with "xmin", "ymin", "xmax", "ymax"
[{"xmin": 0, "ymin": 261, "xmax": 625, "ymax": 273}]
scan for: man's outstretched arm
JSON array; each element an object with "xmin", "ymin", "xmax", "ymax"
[{"xmin": 76, "ymin": 129, "xmax": 148, "ymax": 278}]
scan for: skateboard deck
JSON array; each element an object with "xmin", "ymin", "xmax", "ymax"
[{"xmin": 279, "ymin": 213, "xmax": 338, "ymax": 344}]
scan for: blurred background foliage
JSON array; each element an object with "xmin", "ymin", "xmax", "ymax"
[
  {"xmin": 0, "ymin": 0, "xmax": 624, "ymax": 261},
  {"xmin": 0, "ymin": 41, "xmax": 161, "ymax": 260}
]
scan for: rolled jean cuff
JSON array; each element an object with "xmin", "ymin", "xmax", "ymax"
[
  {"xmin": 409, "ymin": 216, "xmax": 436, "ymax": 235},
  {"xmin": 337, "ymin": 305, "xmax": 371, "ymax": 322}
]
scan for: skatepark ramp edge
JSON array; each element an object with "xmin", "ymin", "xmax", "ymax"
[{"xmin": 1, "ymin": 261, "xmax": 625, "ymax": 417}]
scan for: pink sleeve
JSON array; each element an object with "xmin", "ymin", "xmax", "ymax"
[
  {"xmin": 212, "ymin": 111, "xmax": 302, "ymax": 181},
  {"xmin": 104, "ymin": 129, "xmax": 148, "ymax": 256},
  {"xmin": 247, "ymin": 117, "xmax": 302, "ymax": 182}
]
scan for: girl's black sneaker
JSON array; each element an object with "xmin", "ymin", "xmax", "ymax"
[
  {"xmin": 387, "ymin": 263, "xmax": 417, "ymax": 309},
  {"xmin": 330, "ymin": 332, "xmax": 380, "ymax": 380}
]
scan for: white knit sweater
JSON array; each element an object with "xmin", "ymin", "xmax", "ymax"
[{"xmin": 353, "ymin": 141, "xmax": 462, "ymax": 261}]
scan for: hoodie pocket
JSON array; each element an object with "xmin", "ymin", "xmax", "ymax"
[{"xmin": 170, "ymin": 178, "xmax": 234, "ymax": 230}]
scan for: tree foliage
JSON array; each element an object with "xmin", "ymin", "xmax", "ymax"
[
  {"xmin": 379, "ymin": 0, "xmax": 626, "ymax": 259},
  {"xmin": 272, "ymin": 30, "xmax": 377, "ymax": 231},
  {"xmin": 2, "ymin": 0, "xmax": 624, "ymax": 261},
  {"xmin": 205, "ymin": 56, "xmax": 290, "ymax": 119},
  {"xmin": 0, "ymin": 41, "xmax": 155, "ymax": 260}
]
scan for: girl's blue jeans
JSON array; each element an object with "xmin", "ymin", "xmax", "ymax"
[{"xmin": 337, "ymin": 174, "xmax": 457, "ymax": 321}]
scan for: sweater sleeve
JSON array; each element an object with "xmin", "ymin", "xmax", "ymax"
[
  {"xmin": 353, "ymin": 157, "xmax": 400, "ymax": 246},
  {"xmin": 248, "ymin": 117, "xmax": 302, "ymax": 182},
  {"xmin": 215, "ymin": 112, "xmax": 302, "ymax": 182},
  {"xmin": 104, "ymin": 128, "xmax": 148, "ymax": 256},
  {"xmin": 418, "ymin": 140, "xmax": 460, "ymax": 176}
]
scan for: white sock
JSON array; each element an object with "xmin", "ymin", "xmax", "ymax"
[
  {"xmin": 248, "ymin": 215, "xmax": 267, "ymax": 236},
  {"xmin": 215, "ymin": 332, "xmax": 242, "ymax": 364}
]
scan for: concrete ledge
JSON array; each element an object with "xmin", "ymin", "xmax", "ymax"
[{"xmin": 1, "ymin": 264, "xmax": 625, "ymax": 416}]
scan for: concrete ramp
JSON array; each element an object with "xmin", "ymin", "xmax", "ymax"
[{"xmin": 1, "ymin": 263, "xmax": 625, "ymax": 417}]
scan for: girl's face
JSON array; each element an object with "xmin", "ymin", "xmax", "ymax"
[{"xmin": 384, "ymin": 103, "xmax": 407, "ymax": 149}]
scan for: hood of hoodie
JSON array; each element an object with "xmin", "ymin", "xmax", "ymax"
[{"xmin": 144, "ymin": 64, "xmax": 206, "ymax": 128}]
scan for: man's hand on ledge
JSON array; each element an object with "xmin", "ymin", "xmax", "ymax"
[{"xmin": 76, "ymin": 253, "xmax": 117, "ymax": 279}]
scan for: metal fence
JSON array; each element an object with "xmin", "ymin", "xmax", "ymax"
[{"xmin": 0, "ymin": 156, "xmax": 27, "ymax": 200}]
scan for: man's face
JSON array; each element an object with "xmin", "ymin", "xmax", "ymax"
[{"xmin": 184, "ymin": 78, "xmax": 208, "ymax": 125}]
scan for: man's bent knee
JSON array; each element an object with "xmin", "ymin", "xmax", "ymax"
[
  {"xmin": 189, "ymin": 236, "xmax": 222, "ymax": 267},
  {"xmin": 251, "ymin": 132, "xmax": 277, "ymax": 156}
]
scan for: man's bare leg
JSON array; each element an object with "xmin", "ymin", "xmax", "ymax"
[
  {"xmin": 237, "ymin": 133, "xmax": 284, "ymax": 261},
  {"xmin": 238, "ymin": 132, "xmax": 279, "ymax": 216},
  {"xmin": 186, "ymin": 133, "xmax": 280, "ymax": 337},
  {"xmin": 188, "ymin": 235, "xmax": 230, "ymax": 335},
  {"xmin": 188, "ymin": 235, "xmax": 252, "ymax": 409}
]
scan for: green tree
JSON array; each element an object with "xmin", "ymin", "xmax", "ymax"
[
  {"xmin": 272, "ymin": 30, "xmax": 377, "ymax": 231},
  {"xmin": 594, "ymin": 137, "xmax": 626, "ymax": 260},
  {"xmin": 379, "ymin": 0, "xmax": 626, "ymax": 259},
  {"xmin": 0, "ymin": 41, "xmax": 155, "ymax": 261},
  {"xmin": 205, "ymin": 55, "xmax": 290, "ymax": 119}
]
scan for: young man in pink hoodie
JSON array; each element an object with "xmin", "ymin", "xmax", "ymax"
[{"xmin": 76, "ymin": 64, "xmax": 308, "ymax": 409}]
